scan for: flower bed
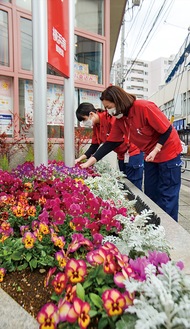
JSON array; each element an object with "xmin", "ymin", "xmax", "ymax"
[{"xmin": 0, "ymin": 160, "xmax": 190, "ymax": 329}]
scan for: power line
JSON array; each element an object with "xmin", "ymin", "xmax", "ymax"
[{"xmin": 122, "ymin": 0, "xmax": 174, "ymax": 82}]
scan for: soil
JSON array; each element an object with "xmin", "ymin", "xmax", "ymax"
[{"xmin": 0, "ymin": 268, "xmax": 53, "ymax": 319}]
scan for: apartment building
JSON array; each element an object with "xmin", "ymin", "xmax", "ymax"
[{"xmin": 111, "ymin": 56, "xmax": 174, "ymax": 99}]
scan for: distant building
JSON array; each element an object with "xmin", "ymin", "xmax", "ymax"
[
  {"xmin": 111, "ymin": 56, "xmax": 174, "ymax": 99},
  {"xmin": 149, "ymin": 31, "xmax": 190, "ymax": 139}
]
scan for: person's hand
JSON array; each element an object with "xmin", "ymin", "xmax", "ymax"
[
  {"xmin": 79, "ymin": 156, "xmax": 97, "ymax": 169},
  {"xmin": 145, "ymin": 146, "xmax": 161, "ymax": 162},
  {"xmin": 75, "ymin": 158, "xmax": 81, "ymax": 164},
  {"xmin": 80, "ymin": 162, "xmax": 91, "ymax": 169},
  {"xmin": 75, "ymin": 155, "xmax": 86, "ymax": 164}
]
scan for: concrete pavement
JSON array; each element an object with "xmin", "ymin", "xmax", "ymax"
[{"xmin": 178, "ymin": 158, "xmax": 190, "ymax": 233}]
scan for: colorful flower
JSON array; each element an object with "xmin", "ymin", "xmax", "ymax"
[
  {"xmin": 73, "ymin": 297, "xmax": 91, "ymax": 329},
  {"xmin": 65, "ymin": 259, "xmax": 87, "ymax": 283},
  {"xmin": 51, "ymin": 272, "xmax": 68, "ymax": 294},
  {"xmin": 44, "ymin": 267, "xmax": 57, "ymax": 288},
  {"xmin": 55, "ymin": 250, "xmax": 69, "ymax": 268},
  {"xmin": 0, "ymin": 267, "xmax": 6, "ymax": 282},
  {"xmin": 22, "ymin": 231, "xmax": 36, "ymax": 249},
  {"xmin": 102, "ymin": 289, "xmax": 126, "ymax": 316},
  {"xmin": 37, "ymin": 302, "xmax": 59, "ymax": 329}
]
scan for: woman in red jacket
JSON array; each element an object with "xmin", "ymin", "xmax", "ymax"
[
  {"xmin": 75, "ymin": 102, "xmax": 144, "ymax": 190},
  {"xmin": 80, "ymin": 87, "xmax": 182, "ymax": 222}
]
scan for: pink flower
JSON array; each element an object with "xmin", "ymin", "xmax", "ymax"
[
  {"xmin": 51, "ymin": 272, "xmax": 68, "ymax": 294},
  {"xmin": 67, "ymin": 233, "xmax": 93, "ymax": 253},
  {"xmin": 0, "ymin": 222, "xmax": 14, "ymax": 236},
  {"xmin": 22, "ymin": 231, "xmax": 36, "ymax": 249},
  {"xmin": 0, "ymin": 268, "xmax": 6, "ymax": 282},
  {"xmin": 38, "ymin": 209, "xmax": 49, "ymax": 224},
  {"xmin": 55, "ymin": 250, "xmax": 69, "ymax": 268},
  {"xmin": 73, "ymin": 297, "xmax": 91, "ymax": 329},
  {"xmin": 147, "ymin": 251, "xmax": 170, "ymax": 267},
  {"xmin": 92, "ymin": 233, "xmax": 103, "ymax": 247},
  {"xmin": 85, "ymin": 222, "xmax": 100, "ymax": 235},
  {"xmin": 123, "ymin": 291, "xmax": 135, "ymax": 309},
  {"xmin": 65, "ymin": 259, "xmax": 87, "ymax": 283},
  {"xmin": 64, "ymin": 284, "xmax": 77, "ymax": 303},
  {"xmin": 102, "ymin": 289, "xmax": 126, "ymax": 316},
  {"xmin": 52, "ymin": 235, "xmax": 65, "ymax": 249},
  {"xmin": 59, "ymin": 301, "xmax": 78, "ymax": 323},
  {"xmin": 71, "ymin": 216, "xmax": 90, "ymax": 231},
  {"xmin": 114, "ymin": 265, "xmax": 133, "ymax": 288},
  {"xmin": 20, "ymin": 225, "xmax": 29, "ymax": 236},
  {"xmin": 44, "ymin": 267, "xmax": 57, "ymax": 288},
  {"xmin": 37, "ymin": 302, "xmax": 59, "ymax": 329},
  {"xmin": 69, "ymin": 203, "xmax": 84, "ymax": 216},
  {"xmin": 176, "ymin": 260, "xmax": 184, "ymax": 270},
  {"xmin": 86, "ymin": 247, "xmax": 117, "ymax": 274},
  {"xmin": 52, "ymin": 209, "xmax": 66, "ymax": 225}
]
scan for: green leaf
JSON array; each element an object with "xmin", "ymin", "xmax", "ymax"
[
  {"xmin": 83, "ymin": 279, "xmax": 93, "ymax": 289},
  {"xmin": 89, "ymin": 309, "xmax": 98, "ymax": 317},
  {"xmin": 25, "ymin": 253, "xmax": 32, "ymax": 262},
  {"xmin": 51, "ymin": 293, "xmax": 60, "ymax": 303},
  {"xmin": 76, "ymin": 283, "xmax": 85, "ymax": 301},
  {"xmin": 96, "ymin": 275, "xmax": 104, "ymax": 285},
  {"xmin": 29, "ymin": 258, "xmax": 38, "ymax": 269},
  {"xmin": 41, "ymin": 250, "xmax": 47, "ymax": 257},
  {"xmin": 98, "ymin": 317, "xmax": 108, "ymax": 329},
  {"xmin": 17, "ymin": 262, "xmax": 28, "ymax": 271},
  {"xmin": 11, "ymin": 251, "xmax": 23, "ymax": 261},
  {"xmin": 89, "ymin": 293, "xmax": 102, "ymax": 308}
]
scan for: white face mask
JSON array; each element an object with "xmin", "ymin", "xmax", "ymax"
[
  {"xmin": 80, "ymin": 119, "xmax": 93, "ymax": 128},
  {"xmin": 115, "ymin": 113, "xmax": 123, "ymax": 119},
  {"xmin": 107, "ymin": 108, "xmax": 116, "ymax": 116}
]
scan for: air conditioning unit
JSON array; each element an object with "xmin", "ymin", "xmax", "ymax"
[{"xmin": 132, "ymin": 0, "xmax": 140, "ymax": 6}]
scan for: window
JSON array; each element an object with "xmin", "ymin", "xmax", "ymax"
[
  {"xmin": 16, "ymin": 0, "xmax": 31, "ymax": 11},
  {"xmin": 20, "ymin": 17, "xmax": 32, "ymax": 71},
  {"xmin": 0, "ymin": 76, "xmax": 13, "ymax": 136},
  {"xmin": 19, "ymin": 79, "xmax": 78, "ymax": 138},
  {"xmin": 75, "ymin": 0, "xmax": 104, "ymax": 35},
  {"xmin": 75, "ymin": 35, "xmax": 103, "ymax": 84},
  {"xmin": 0, "ymin": 10, "xmax": 9, "ymax": 67}
]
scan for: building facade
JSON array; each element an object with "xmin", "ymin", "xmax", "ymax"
[
  {"xmin": 149, "ymin": 31, "xmax": 190, "ymax": 146},
  {"xmin": 111, "ymin": 56, "xmax": 173, "ymax": 99},
  {"xmin": 0, "ymin": 0, "xmax": 122, "ymax": 147}
]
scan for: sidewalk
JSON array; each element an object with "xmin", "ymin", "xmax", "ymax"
[{"xmin": 178, "ymin": 155, "xmax": 190, "ymax": 233}]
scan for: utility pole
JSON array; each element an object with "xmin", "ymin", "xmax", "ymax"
[{"xmin": 120, "ymin": 16, "xmax": 125, "ymax": 88}]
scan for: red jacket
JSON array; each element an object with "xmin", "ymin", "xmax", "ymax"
[
  {"xmin": 107, "ymin": 100, "xmax": 182, "ymax": 162},
  {"xmin": 92, "ymin": 111, "xmax": 141, "ymax": 160}
]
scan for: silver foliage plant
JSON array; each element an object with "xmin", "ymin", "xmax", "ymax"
[
  {"xmin": 86, "ymin": 160, "xmax": 143, "ymax": 211},
  {"xmin": 124, "ymin": 262, "xmax": 190, "ymax": 329},
  {"xmin": 86, "ymin": 160, "xmax": 171, "ymax": 255},
  {"xmin": 103, "ymin": 210, "xmax": 171, "ymax": 255},
  {"xmin": 86, "ymin": 160, "xmax": 190, "ymax": 328}
]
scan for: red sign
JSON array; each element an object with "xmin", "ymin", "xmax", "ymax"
[{"xmin": 47, "ymin": 0, "xmax": 70, "ymax": 77}]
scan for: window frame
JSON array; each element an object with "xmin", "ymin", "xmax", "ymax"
[
  {"xmin": 0, "ymin": 5, "xmax": 13, "ymax": 72},
  {"xmin": 74, "ymin": 28, "xmax": 106, "ymax": 91},
  {"xmin": 17, "ymin": 11, "xmax": 33, "ymax": 75}
]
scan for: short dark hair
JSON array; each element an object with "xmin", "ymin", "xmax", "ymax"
[{"xmin": 76, "ymin": 102, "xmax": 96, "ymax": 121}]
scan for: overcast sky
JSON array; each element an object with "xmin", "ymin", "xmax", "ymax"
[{"xmin": 114, "ymin": 0, "xmax": 190, "ymax": 62}]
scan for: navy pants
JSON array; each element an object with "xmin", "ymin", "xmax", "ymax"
[
  {"xmin": 118, "ymin": 151, "xmax": 144, "ymax": 190},
  {"xmin": 144, "ymin": 155, "xmax": 182, "ymax": 221}
]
